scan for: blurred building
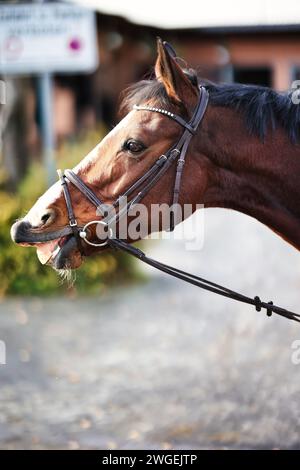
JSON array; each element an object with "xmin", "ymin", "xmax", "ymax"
[
  {"xmin": 2, "ymin": 0, "xmax": 300, "ymax": 184},
  {"xmin": 55, "ymin": 4, "xmax": 300, "ymax": 138}
]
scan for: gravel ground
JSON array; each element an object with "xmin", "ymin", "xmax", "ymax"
[{"xmin": 1, "ymin": 209, "xmax": 300, "ymax": 449}]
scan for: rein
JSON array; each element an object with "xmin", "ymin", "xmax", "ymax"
[
  {"xmin": 57, "ymin": 86, "xmax": 300, "ymax": 324},
  {"xmin": 107, "ymin": 238, "xmax": 300, "ymax": 323}
]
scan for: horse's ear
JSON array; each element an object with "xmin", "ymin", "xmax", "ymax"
[{"xmin": 154, "ymin": 38, "xmax": 198, "ymax": 107}]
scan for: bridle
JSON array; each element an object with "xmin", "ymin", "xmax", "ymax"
[
  {"xmin": 58, "ymin": 85, "xmax": 209, "ymax": 240},
  {"xmin": 57, "ymin": 86, "xmax": 300, "ymax": 324}
]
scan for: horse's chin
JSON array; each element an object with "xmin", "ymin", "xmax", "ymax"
[{"xmin": 36, "ymin": 235, "xmax": 84, "ymax": 270}]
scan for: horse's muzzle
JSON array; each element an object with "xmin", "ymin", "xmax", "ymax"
[{"xmin": 10, "ymin": 220, "xmax": 33, "ymax": 245}]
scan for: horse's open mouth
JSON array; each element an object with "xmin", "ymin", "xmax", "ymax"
[
  {"xmin": 35, "ymin": 235, "xmax": 83, "ymax": 269},
  {"xmin": 35, "ymin": 234, "xmax": 72, "ymax": 264},
  {"xmin": 10, "ymin": 219, "xmax": 84, "ymax": 270}
]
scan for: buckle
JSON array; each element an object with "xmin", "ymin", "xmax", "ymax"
[{"xmin": 170, "ymin": 149, "xmax": 180, "ymax": 158}]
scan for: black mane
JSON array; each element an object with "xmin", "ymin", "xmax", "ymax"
[
  {"xmin": 121, "ymin": 76, "xmax": 300, "ymax": 143},
  {"xmin": 207, "ymin": 82, "xmax": 300, "ymax": 143}
]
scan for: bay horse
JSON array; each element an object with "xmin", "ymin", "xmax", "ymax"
[{"xmin": 10, "ymin": 39, "xmax": 300, "ymax": 319}]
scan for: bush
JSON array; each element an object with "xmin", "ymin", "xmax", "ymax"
[{"xmin": 0, "ymin": 129, "xmax": 139, "ymax": 297}]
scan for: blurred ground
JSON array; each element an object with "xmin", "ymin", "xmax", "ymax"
[{"xmin": 1, "ymin": 208, "xmax": 300, "ymax": 450}]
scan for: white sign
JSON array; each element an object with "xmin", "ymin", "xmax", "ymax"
[{"xmin": 0, "ymin": 3, "xmax": 99, "ymax": 74}]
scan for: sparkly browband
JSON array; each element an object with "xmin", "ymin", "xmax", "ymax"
[
  {"xmin": 133, "ymin": 104, "xmax": 196, "ymax": 134},
  {"xmin": 133, "ymin": 104, "xmax": 176, "ymax": 118}
]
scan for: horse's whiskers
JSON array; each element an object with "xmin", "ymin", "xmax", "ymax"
[{"xmin": 56, "ymin": 266, "xmax": 76, "ymax": 286}]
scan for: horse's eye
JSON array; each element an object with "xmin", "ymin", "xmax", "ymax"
[{"xmin": 123, "ymin": 139, "xmax": 145, "ymax": 154}]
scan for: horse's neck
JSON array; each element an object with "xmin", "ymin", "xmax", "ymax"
[{"xmin": 198, "ymin": 113, "xmax": 300, "ymax": 250}]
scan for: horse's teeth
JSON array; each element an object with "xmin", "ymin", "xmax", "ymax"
[{"xmin": 52, "ymin": 245, "xmax": 61, "ymax": 258}]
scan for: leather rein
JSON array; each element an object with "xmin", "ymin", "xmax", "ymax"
[{"xmin": 57, "ymin": 86, "xmax": 300, "ymax": 324}]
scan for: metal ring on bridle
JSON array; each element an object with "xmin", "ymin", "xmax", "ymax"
[{"xmin": 79, "ymin": 220, "xmax": 113, "ymax": 247}]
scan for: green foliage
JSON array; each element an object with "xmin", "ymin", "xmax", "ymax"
[{"xmin": 0, "ymin": 129, "xmax": 139, "ymax": 297}]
